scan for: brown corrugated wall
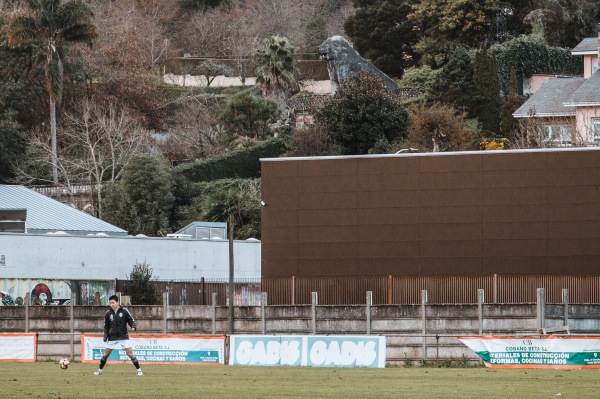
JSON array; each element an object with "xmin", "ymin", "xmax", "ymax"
[
  {"xmin": 260, "ymin": 149, "xmax": 600, "ymax": 304},
  {"xmin": 261, "ymin": 275, "xmax": 600, "ymax": 305}
]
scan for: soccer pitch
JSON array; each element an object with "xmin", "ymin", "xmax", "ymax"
[{"xmin": 1, "ymin": 362, "xmax": 599, "ymax": 399}]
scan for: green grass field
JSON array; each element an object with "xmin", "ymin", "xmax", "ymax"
[{"xmin": 1, "ymin": 362, "xmax": 599, "ymax": 399}]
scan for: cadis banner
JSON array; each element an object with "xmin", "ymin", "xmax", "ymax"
[
  {"xmin": 229, "ymin": 335, "xmax": 386, "ymax": 368},
  {"xmin": 459, "ymin": 335, "xmax": 600, "ymax": 369},
  {"xmin": 81, "ymin": 334, "xmax": 225, "ymax": 365}
]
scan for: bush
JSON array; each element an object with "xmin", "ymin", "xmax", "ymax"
[
  {"xmin": 219, "ymin": 89, "xmax": 281, "ymax": 140},
  {"xmin": 403, "ymin": 103, "xmax": 478, "ymax": 152},
  {"xmin": 125, "ymin": 261, "xmax": 161, "ymax": 305},
  {"xmin": 317, "ymin": 71, "xmax": 409, "ymax": 155}
]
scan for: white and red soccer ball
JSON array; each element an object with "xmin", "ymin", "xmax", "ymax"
[{"xmin": 59, "ymin": 358, "xmax": 70, "ymax": 369}]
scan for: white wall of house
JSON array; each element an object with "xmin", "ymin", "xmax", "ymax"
[{"xmin": 0, "ymin": 233, "xmax": 261, "ymax": 281}]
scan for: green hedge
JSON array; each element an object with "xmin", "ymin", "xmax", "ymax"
[{"xmin": 173, "ymin": 138, "xmax": 288, "ymax": 182}]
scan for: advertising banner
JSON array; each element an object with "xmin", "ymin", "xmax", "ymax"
[
  {"xmin": 229, "ymin": 335, "xmax": 386, "ymax": 368},
  {"xmin": 0, "ymin": 333, "xmax": 36, "ymax": 362},
  {"xmin": 81, "ymin": 334, "xmax": 225, "ymax": 365},
  {"xmin": 459, "ymin": 336, "xmax": 600, "ymax": 369}
]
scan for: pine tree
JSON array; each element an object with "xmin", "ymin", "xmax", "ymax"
[
  {"xmin": 474, "ymin": 47, "xmax": 501, "ymax": 135},
  {"xmin": 429, "ymin": 47, "xmax": 480, "ymax": 117},
  {"xmin": 500, "ymin": 66, "xmax": 525, "ymax": 138}
]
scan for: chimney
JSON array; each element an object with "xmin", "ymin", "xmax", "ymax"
[{"xmin": 597, "ymin": 22, "xmax": 600, "ymax": 59}]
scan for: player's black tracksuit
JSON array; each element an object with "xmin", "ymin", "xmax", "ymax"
[
  {"xmin": 103, "ymin": 306, "xmax": 136, "ymax": 341},
  {"xmin": 97, "ymin": 305, "xmax": 140, "ymax": 373}
]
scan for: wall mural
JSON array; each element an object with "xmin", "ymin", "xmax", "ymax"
[
  {"xmin": 78, "ymin": 281, "xmax": 112, "ymax": 305},
  {"xmin": 0, "ymin": 279, "xmax": 113, "ymax": 306}
]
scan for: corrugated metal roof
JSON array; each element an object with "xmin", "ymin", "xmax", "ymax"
[
  {"xmin": 0, "ymin": 185, "xmax": 127, "ymax": 236},
  {"xmin": 512, "ymin": 77, "xmax": 583, "ymax": 117}
]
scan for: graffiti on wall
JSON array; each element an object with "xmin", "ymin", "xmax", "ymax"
[{"xmin": 0, "ymin": 279, "xmax": 113, "ymax": 306}]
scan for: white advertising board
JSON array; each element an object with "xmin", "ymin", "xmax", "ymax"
[
  {"xmin": 459, "ymin": 335, "xmax": 600, "ymax": 369},
  {"xmin": 81, "ymin": 334, "xmax": 225, "ymax": 365},
  {"xmin": 0, "ymin": 333, "xmax": 36, "ymax": 362}
]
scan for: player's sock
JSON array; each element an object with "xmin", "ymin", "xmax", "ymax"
[
  {"xmin": 99, "ymin": 356, "xmax": 107, "ymax": 370},
  {"xmin": 131, "ymin": 356, "xmax": 140, "ymax": 369}
]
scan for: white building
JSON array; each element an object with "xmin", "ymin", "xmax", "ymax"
[{"xmin": 0, "ymin": 185, "xmax": 260, "ymax": 305}]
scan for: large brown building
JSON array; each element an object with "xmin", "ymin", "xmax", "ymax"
[{"xmin": 260, "ymin": 149, "xmax": 600, "ymax": 282}]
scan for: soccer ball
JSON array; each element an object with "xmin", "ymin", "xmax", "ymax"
[{"xmin": 59, "ymin": 358, "xmax": 70, "ymax": 369}]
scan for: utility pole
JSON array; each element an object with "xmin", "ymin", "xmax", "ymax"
[{"xmin": 228, "ymin": 215, "xmax": 234, "ymax": 335}]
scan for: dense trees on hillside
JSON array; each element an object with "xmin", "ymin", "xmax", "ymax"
[
  {"xmin": 344, "ymin": 0, "xmax": 419, "ymax": 77},
  {"xmin": 1, "ymin": 0, "xmax": 600, "ymax": 236}
]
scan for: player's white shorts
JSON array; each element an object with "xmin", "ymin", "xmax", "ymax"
[{"xmin": 106, "ymin": 339, "xmax": 132, "ymax": 350}]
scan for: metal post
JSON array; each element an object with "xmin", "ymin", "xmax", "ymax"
[
  {"xmin": 312, "ymin": 292, "xmax": 318, "ymax": 334},
  {"xmin": 200, "ymin": 277, "xmax": 205, "ymax": 305},
  {"xmin": 387, "ymin": 275, "xmax": 393, "ymax": 305},
  {"xmin": 366, "ymin": 291, "xmax": 372, "ymax": 334},
  {"xmin": 261, "ymin": 292, "xmax": 267, "ymax": 334},
  {"xmin": 421, "ymin": 290, "xmax": 428, "ymax": 362},
  {"xmin": 562, "ymin": 288, "xmax": 569, "ymax": 328},
  {"xmin": 69, "ymin": 292, "xmax": 74, "ymax": 360},
  {"xmin": 291, "ymin": 276, "xmax": 295, "ymax": 305},
  {"xmin": 24, "ymin": 293, "xmax": 29, "ymax": 333},
  {"xmin": 493, "ymin": 274, "xmax": 498, "ymax": 304},
  {"xmin": 163, "ymin": 292, "xmax": 169, "ymax": 334},
  {"xmin": 536, "ymin": 288, "xmax": 545, "ymax": 332},
  {"xmin": 212, "ymin": 293, "xmax": 217, "ymax": 335},
  {"xmin": 477, "ymin": 289, "xmax": 485, "ymax": 335}
]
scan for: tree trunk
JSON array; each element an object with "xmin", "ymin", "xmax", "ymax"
[{"xmin": 50, "ymin": 96, "xmax": 58, "ymax": 184}]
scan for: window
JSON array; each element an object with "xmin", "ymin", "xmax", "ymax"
[
  {"xmin": 544, "ymin": 124, "xmax": 572, "ymax": 145},
  {"xmin": 592, "ymin": 119, "xmax": 600, "ymax": 143},
  {"xmin": 196, "ymin": 226, "xmax": 226, "ymax": 239}
]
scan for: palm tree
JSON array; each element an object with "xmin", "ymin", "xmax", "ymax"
[
  {"xmin": 254, "ymin": 35, "xmax": 297, "ymax": 105},
  {"xmin": 7, "ymin": 0, "xmax": 97, "ymax": 184}
]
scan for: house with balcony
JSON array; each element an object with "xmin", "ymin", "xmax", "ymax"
[{"xmin": 513, "ymin": 29, "xmax": 600, "ymax": 145}]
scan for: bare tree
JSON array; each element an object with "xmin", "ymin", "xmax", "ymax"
[
  {"xmin": 512, "ymin": 110, "xmax": 579, "ymax": 149},
  {"xmin": 160, "ymin": 95, "xmax": 227, "ymax": 163},
  {"xmin": 15, "ymin": 100, "xmax": 149, "ymax": 218},
  {"xmin": 177, "ymin": 6, "xmax": 232, "ymax": 57},
  {"xmin": 80, "ymin": 0, "xmax": 178, "ymax": 128}
]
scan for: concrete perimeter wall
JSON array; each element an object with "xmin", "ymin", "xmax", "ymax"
[{"xmin": 2, "ymin": 302, "xmax": 598, "ymax": 365}]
